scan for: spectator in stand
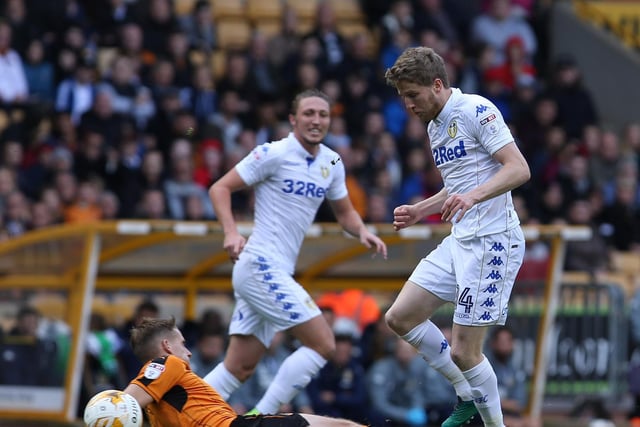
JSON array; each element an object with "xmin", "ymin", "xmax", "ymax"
[
  {"xmin": 308, "ymin": 330, "xmax": 368, "ymax": 424},
  {"xmin": 216, "ymin": 52, "xmax": 257, "ymax": 120},
  {"xmin": 73, "ymin": 130, "xmax": 108, "ymax": 182},
  {"xmin": 367, "ymin": 337, "xmax": 430, "ymax": 427},
  {"xmin": 380, "ymin": 0, "xmax": 415, "ymax": 47},
  {"xmin": 0, "ymin": 19, "xmax": 28, "ymax": 106},
  {"xmin": 117, "ymin": 299, "xmax": 160, "ymax": 381},
  {"xmin": 64, "ymin": 178, "xmax": 103, "ymax": 223},
  {"xmin": 83, "ymin": 312, "xmax": 127, "ymax": 397},
  {"xmin": 54, "ymin": 57, "xmax": 98, "ymax": 126},
  {"xmin": 179, "ymin": 0, "xmax": 216, "ymax": 54},
  {"xmin": 589, "ymin": 130, "xmax": 623, "ymax": 196},
  {"xmin": 54, "ymin": 170, "xmax": 79, "ymax": 209},
  {"xmin": 137, "ymin": 188, "xmax": 168, "ymax": 219},
  {"xmin": 247, "ymin": 32, "xmax": 282, "ymax": 101},
  {"xmin": 39, "ymin": 186, "xmax": 65, "ymax": 225},
  {"xmin": 3, "ymin": 190, "xmax": 31, "ymax": 237},
  {"xmin": 413, "ymin": 0, "xmax": 460, "ymax": 46},
  {"xmin": 98, "ymin": 54, "xmax": 156, "ymax": 130},
  {"xmin": 30, "ymin": 199, "xmax": 56, "ymax": 229},
  {"xmin": 470, "ymin": 0, "xmax": 537, "ymax": 68},
  {"xmin": 0, "ymin": 306, "xmax": 58, "ymax": 386},
  {"xmin": 166, "ymin": 30, "xmax": 194, "ymax": 88},
  {"xmin": 564, "ymin": 199, "xmax": 610, "ymax": 277},
  {"xmin": 183, "ymin": 63, "xmax": 217, "ymax": 126},
  {"xmin": 193, "ymin": 139, "xmax": 224, "ymax": 190},
  {"xmin": 548, "ymin": 54, "xmax": 598, "ymax": 140},
  {"xmin": 304, "ymin": 1, "xmax": 347, "ymax": 79},
  {"xmin": 558, "ymin": 155, "xmax": 595, "ymax": 207},
  {"xmin": 90, "ymin": 0, "xmax": 137, "ymax": 47},
  {"xmin": 99, "ymin": 190, "xmax": 121, "ymax": 219},
  {"xmin": 398, "ymin": 145, "xmax": 429, "ymax": 206},
  {"xmin": 22, "ymin": 39, "xmax": 55, "ymax": 104},
  {"xmin": 599, "ymin": 176, "xmax": 640, "ymax": 252},
  {"xmin": 117, "ymin": 22, "xmax": 155, "ymax": 76},
  {"xmin": 79, "ymin": 89, "xmax": 130, "ymax": 149},
  {"xmin": 189, "ymin": 330, "xmax": 227, "ymax": 378},
  {"xmin": 267, "ymin": 5, "xmax": 302, "ymax": 72},
  {"xmin": 483, "ymin": 35, "xmax": 536, "ymax": 92},
  {"xmin": 484, "ymin": 326, "xmax": 541, "ymax": 427},
  {"xmin": 209, "ymin": 90, "xmax": 244, "ymax": 152},
  {"xmin": 622, "ymin": 122, "xmax": 640, "ymax": 173},
  {"xmin": 138, "ymin": 0, "xmax": 179, "ymax": 56},
  {"xmin": 164, "ymin": 138, "xmax": 215, "ymax": 220},
  {"xmin": 340, "ymin": 32, "xmax": 379, "ymax": 90},
  {"xmin": 3, "ymin": 0, "xmax": 37, "ymax": 55}
]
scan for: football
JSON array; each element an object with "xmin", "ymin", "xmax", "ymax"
[{"xmin": 83, "ymin": 389, "xmax": 144, "ymax": 427}]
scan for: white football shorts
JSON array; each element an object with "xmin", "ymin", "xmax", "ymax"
[
  {"xmin": 408, "ymin": 227, "xmax": 525, "ymax": 326},
  {"xmin": 228, "ymin": 250, "xmax": 322, "ymax": 346}
]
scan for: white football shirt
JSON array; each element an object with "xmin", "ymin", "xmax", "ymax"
[
  {"xmin": 428, "ymin": 88, "xmax": 521, "ymax": 240},
  {"xmin": 235, "ymin": 132, "xmax": 348, "ymax": 274}
]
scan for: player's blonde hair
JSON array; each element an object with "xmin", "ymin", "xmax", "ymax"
[
  {"xmin": 384, "ymin": 47, "xmax": 450, "ymax": 89},
  {"xmin": 130, "ymin": 317, "xmax": 177, "ymax": 362},
  {"xmin": 290, "ymin": 89, "xmax": 331, "ymax": 115}
]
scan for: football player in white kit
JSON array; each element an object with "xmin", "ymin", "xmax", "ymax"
[
  {"xmin": 384, "ymin": 47, "xmax": 530, "ymax": 427},
  {"xmin": 205, "ymin": 89, "xmax": 387, "ymax": 415}
]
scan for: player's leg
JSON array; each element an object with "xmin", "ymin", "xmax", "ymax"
[
  {"xmin": 204, "ymin": 334, "xmax": 266, "ymax": 395},
  {"xmin": 205, "ymin": 252, "xmax": 275, "ymax": 399},
  {"xmin": 385, "ymin": 236, "xmax": 475, "ymax": 406},
  {"xmin": 254, "ymin": 314, "xmax": 333, "ymax": 414},
  {"xmin": 231, "ymin": 255, "xmax": 332, "ymax": 414},
  {"xmin": 448, "ymin": 227, "xmax": 526, "ymax": 427}
]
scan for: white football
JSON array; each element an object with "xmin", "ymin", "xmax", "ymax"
[{"xmin": 83, "ymin": 389, "xmax": 144, "ymax": 427}]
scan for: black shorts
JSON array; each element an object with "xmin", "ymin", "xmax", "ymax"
[{"xmin": 231, "ymin": 413, "xmax": 310, "ymax": 427}]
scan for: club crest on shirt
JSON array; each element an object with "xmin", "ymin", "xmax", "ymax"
[
  {"xmin": 144, "ymin": 362, "xmax": 166, "ymax": 379},
  {"xmin": 321, "ymin": 166, "xmax": 329, "ymax": 178},
  {"xmin": 447, "ymin": 120, "xmax": 457, "ymax": 138}
]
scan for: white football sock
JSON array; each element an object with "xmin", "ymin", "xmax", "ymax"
[
  {"xmin": 463, "ymin": 356, "xmax": 504, "ymax": 427},
  {"xmin": 255, "ymin": 346, "xmax": 327, "ymax": 414},
  {"xmin": 203, "ymin": 362, "xmax": 242, "ymax": 400},
  {"xmin": 403, "ymin": 319, "xmax": 473, "ymax": 401}
]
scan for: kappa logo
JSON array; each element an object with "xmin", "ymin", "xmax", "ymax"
[
  {"xmin": 475, "ymin": 105, "xmax": 489, "ymax": 117},
  {"xmin": 447, "ymin": 120, "xmax": 457, "ymax": 138}
]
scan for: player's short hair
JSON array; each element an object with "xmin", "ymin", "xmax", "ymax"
[
  {"xmin": 290, "ymin": 89, "xmax": 331, "ymax": 115},
  {"xmin": 384, "ymin": 46, "xmax": 450, "ymax": 89},
  {"xmin": 130, "ymin": 317, "xmax": 177, "ymax": 362}
]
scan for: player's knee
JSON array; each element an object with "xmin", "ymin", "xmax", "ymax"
[
  {"xmin": 449, "ymin": 346, "xmax": 479, "ymax": 370},
  {"xmin": 230, "ymin": 362, "xmax": 257, "ymax": 382},
  {"xmin": 315, "ymin": 338, "xmax": 336, "ymax": 360},
  {"xmin": 385, "ymin": 308, "xmax": 410, "ymax": 335}
]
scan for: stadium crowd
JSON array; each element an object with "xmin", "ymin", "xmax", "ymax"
[
  {"xmin": 0, "ymin": 0, "xmax": 639, "ymax": 425},
  {"xmin": 0, "ymin": 0, "xmax": 637, "ymax": 259}
]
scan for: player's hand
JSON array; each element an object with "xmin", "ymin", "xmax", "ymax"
[
  {"xmin": 359, "ymin": 229, "xmax": 387, "ymax": 259},
  {"xmin": 441, "ymin": 193, "xmax": 475, "ymax": 222},
  {"xmin": 393, "ymin": 204, "xmax": 420, "ymax": 230},
  {"xmin": 223, "ymin": 231, "xmax": 246, "ymax": 263}
]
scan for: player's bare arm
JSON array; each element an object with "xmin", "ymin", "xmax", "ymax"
[
  {"xmin": 330, "ymin": 197, "xmax": 388, "ymax": 259},
  {"xmin": 123, "ymin": 384, "xmax": 154, "ymax": 409},
  {"xmin": 441, "ymin": 142, "xmax": 530, "ymax": 222},
  {"xmin": 209, "ymin": 168, "xmax": 250, "ymax": 262},
  {"xmin": 393, "ymin": 188, "xmax": 448, "ymax": 230}
]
